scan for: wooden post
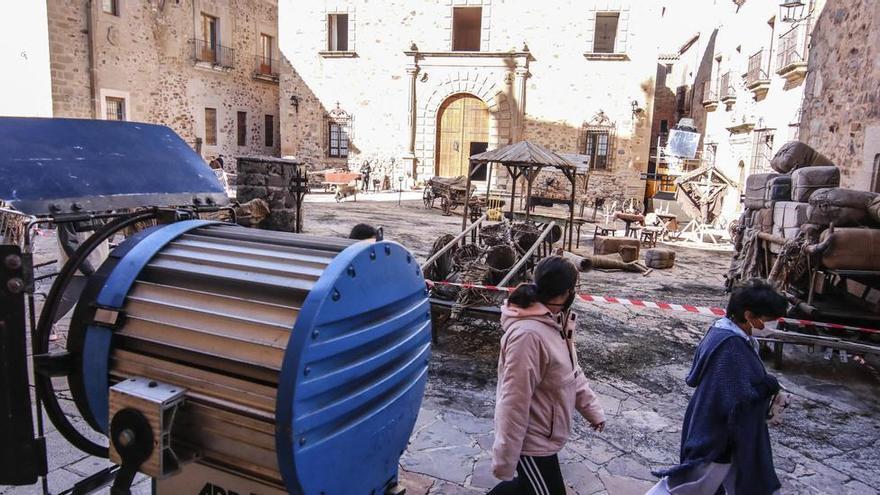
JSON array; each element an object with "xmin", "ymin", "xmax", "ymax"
[
  {"xmin": 461, "ymin": 159, "xmax": 474, "ymax": 231},
  {"xmin": 565, "ymin": 167, "xmax": 576, "ymax": 251},
  {"xmin": 506, "ymin": 165, "xmax": 519, "ymax": 217},
  {"xmin": 524, "ymin": 166, "xmax": 534, "ymax": 222},
  {"xmin": 485, "ymin": 162, "xmax": 493, "ymax": 204}
]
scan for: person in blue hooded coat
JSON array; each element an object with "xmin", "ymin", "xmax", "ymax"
[{"xmin": 649, "ymin": 279, "xmax": 788, "ymax": 495}]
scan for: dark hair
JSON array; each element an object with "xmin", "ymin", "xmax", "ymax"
[
  {"xmin": 726, "ymin": 279, "xmax": 788, "ymax": 323},
  {"xmin": 349, "ymin": 223, "xmax": 378, "ymax": 240},
  {"xmin": 509, "ymin": 256, "xmax": 578, "ymax": 308}
]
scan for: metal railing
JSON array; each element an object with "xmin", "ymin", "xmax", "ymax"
[
  {"xmin": 254, "ymin": 56, "xmax": 280, "ymax": 77},
  {"xmin": 701, "ymin": 79, "xmax": 717, "ymax": 104},
  {"xmin": 190, "ymin": 39, "xmax": 235, "ymax": 68},
  {"xmin": 746, "ymin": 49, "xmax": 769, "ymax": 84},
  {"xmin": 777, "ymin": 25, "xmax": 807, "ymax": 69},
  {"xmin": 720, "ymin": 72, "xmax": 735, "ymax": 99}
]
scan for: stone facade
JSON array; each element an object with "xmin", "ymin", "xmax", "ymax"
[
  {"xmin": 46, "ymin": 0, "xmax": 280, "ymax": 167},
  {"xmin": 278, "ymin": 0, "xmax": 659, "ymax": 203},
  {"xmin": 236, "ymin": 156, "xmax": 307, "ymax": 232},
  {"xmin": 800, "ymin": 0, "xmax": 880, "ymax": 191},
  {"xmin": 651, "ymin": 0, "xmax": 827, "ymax": 221}
]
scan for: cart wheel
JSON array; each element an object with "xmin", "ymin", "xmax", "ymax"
[{"xmin": 440, "ymin": 196, "xmax": 451, "ymax": 216}]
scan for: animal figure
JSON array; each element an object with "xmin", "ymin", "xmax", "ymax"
[{"xmin": 335, "ymin": 184, "xmax": 358, "ymax": 202}]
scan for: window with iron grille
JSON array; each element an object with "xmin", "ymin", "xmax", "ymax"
[
  {"xmin": 264, "ymin": 115, "xmax": 274, "ymax": 147},
  {"xmin": 105, "ymin": 97, "xmax": 125, "ymax": 121},
  {"xmin": 328, "ymin": 122, "xmax": 349, "ymax": 158},
  {"xmin": 750, "ymin": 129, "xmax": 774, "ymax": 175},
  {"xmin": 205, "ymin": 108, "xmax": 217, "ymax": 146},
  {"xmin": 584, "ymin": 131, "xmax": 612, "ymax": 170},
  {"xmin": 237, "ymin": 111, "xmax": 246, "ymax": 146}
]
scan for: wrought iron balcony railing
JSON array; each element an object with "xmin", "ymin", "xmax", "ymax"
[
  {"xmin": 777, "ymin": 25, "xmax": 807, "ymax": 70},
  {"xmin": 701, "ymin": 80, "xmax": 718, "ymax": 104},
  {"xmin": 746, "ymin": 49, "xmax": 770, "ymax": 85},
  {"xmin": 254, "ymin": 56, "xmax": 280, "ymax": 79},
  {"xmin": 190, "ymin": 39, "xmax": 235, "ymax": 69},
  {"xmin": 720, "ymin": 72, "xmax": 736, "ymax": 100}
]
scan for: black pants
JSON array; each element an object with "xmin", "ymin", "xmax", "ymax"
[{"xmin": 488, "ymin": 454, "xmax": 566, "ymax": 495}]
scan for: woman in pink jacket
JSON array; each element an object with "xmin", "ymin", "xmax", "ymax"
[{"xmin": 490, "ymin": 256, "xmax": 606, "ymax": 495}]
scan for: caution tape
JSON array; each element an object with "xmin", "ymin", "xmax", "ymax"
[{"xmin": 426, "ymin": 280, "xmax": 880, "ymax": 335}]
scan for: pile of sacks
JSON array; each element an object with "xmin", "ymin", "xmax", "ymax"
[{"xmin": 738, "ymin": 141, "xmax": 880, "ymax": 271}]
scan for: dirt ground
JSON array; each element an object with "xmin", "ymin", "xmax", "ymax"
[
  {"xmin": 6, "ymin": 194, "xmax": 879, "ymax": 495},
  {"xmin": 299, "ymin": 195, "xmax": 880, "ymax": 494}
]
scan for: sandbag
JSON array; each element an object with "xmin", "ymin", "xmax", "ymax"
[
  {"xmin": 744, "ymin": 173, "xmax": 779, "ymax": 209},
  {"xmin": 766, "ymin": 175, "xmax": 792, "ymax": 203},
  {"xmin": 770, "ymin": 141, "xmax": 834, "ymax": 174},
  {"xmin": 807, "ymin": 188, "xmax": 879, "ymax": 227},
  {"xmin": 593, "ymin": 235, "xmax": 640, "ymax": 256},
  {"xmin": 820, "ymin": 228, "xmax": 880, "ymax": 270},
  {"xmin": 791, "ymin": 166, "xmax": 840, "ymax": 202},
  {"xmin": 644, "ymin": 248, "xmax": 675, "ymax": 269},
  {"xmin": 756, "ymin": 208, "xmax": 774, "ymax": 233},
  {"xmin": 770, "ymin": 202, "xmax": 808, "ymax": 254}
]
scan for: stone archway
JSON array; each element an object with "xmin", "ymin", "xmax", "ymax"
[{"xmin": 415, "ymin": 70, "xmax": 512, "ymax": 179}]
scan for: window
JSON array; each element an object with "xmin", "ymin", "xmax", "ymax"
[
  {"xmin": 205, "ymin": 107, "xmax": 217, "ymax": 146},
  {"xmin": 260, "ymin": 33, "xmax": 273, "ymax": 73},
  {"xmin": 328, "ymin": 122, "xmax": 349, "ymax": 158},
  {"xmin": 585, "ymin": 131, "xmax": 611, "ymax": 170},
  {"xmin": 660, "ymin": 120, "xmax": 669, "ymax": 134},
  {"xmin": 237, "ymin": 111, "xmax": 247, "ymax": 146},
  {"xmin": 201, "ymin": 13, "xmax": 218, "ymax": 62},
  {"xmin": 102, "ymin": 0, "xmax": 118, "ymax": 15},
  {"xmin": 264, "ymin": 115, "xmax": 274, "ymax": 147},
  {"xmin": 328, "ymin": 14, "xmax": 349, "ymax": 51},
  {"xmin": 593, "ymin": 13, "xmax": 619, "ymax": 54},
  {"xmin": 750, "ymin": 130, "xmax": 774, "ymax": 175},
  {"xmin": 452, "ymin": 7, "xmax": 482, "ymax": 51},
  {"xmin": 105, "ymin": 97, "xmax": 125, "ymax": 121}
]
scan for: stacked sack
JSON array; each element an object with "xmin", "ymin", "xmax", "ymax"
[{"xmin": 740, "ymin": 141, "xmax": 880, "ymax": 271}]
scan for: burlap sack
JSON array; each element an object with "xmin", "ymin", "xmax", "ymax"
[
  {"xmin": 791, "ymin": 166, "xmax": 840, "ymax": 202},
  {"xmin": 770, "ymin": 141, "xmax": 834, "ymax": 174},
  {"xmin": 744, "ymin": 173, "xmax": 779, "ymax": 209},
  {"xmin": 820, "ymin": 228, "xmax": 880, "ymax": 270},
  {"xmin": 644, "ymin": 248, "xmax": 675, "ymax": 269},
  {"xmin": 807, "ymin": 188, "xmax": 879, "ymax": 227}
]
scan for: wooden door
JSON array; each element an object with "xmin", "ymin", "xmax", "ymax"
[{"xmin": 436, "ymin": 94, "xmax": 489, "ymax": 177}]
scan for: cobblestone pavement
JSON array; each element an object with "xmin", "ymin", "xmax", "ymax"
[{"xmin": 3, "ymin": 199, "xmax": 879, "ymax": 494}]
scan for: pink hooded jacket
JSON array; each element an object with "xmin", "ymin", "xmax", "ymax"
[{"xmin": 491, "ymin": 301, "xmax": 606, "ymax": 480}]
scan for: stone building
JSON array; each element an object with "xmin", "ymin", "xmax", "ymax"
[
  {"xmin": 47, "ymin": 0, "xmax": 281, "ymax": 164},
  {"xmin": 648, "ymin": 0, "xmax": 826, "ymax": 221},
  {"xmin": 799, "ymin": 0, "xmax": 880, "ymax": 191},
  {"xmin": 278, "ymin": 0, "xmax": 661, "ymax": 203}
]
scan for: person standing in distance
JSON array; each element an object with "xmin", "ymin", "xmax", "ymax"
[{"xmin": 490, "ymin": 256, "xmax": 605, "ymax": 495}]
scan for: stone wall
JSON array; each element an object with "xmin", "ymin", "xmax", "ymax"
[
  {"xmin": 47, "ymin": 0, "xmax": 280, "ymax": 167},
  {"xmin": 800, "ymin": 0, "xmax": 880, "ymax": 190},
  {"xmin": 236, "ymin": 156, "xmax": 307, "ymax": 232},
  {"xmin": 278, "ymin": 0, "xmax": 658, "ymax": 200}
]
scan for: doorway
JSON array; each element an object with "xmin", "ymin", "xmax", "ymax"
[{"xmin": 436, "ymin": 94, "xmax": 489, "ymax": 177}]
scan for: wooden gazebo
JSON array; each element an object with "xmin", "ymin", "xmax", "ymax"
[{"xmin": 462, "ymin": 141, "xmax": 581, "ymax": 251}]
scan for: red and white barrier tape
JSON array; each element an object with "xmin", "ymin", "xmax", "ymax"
[{"xmin": 426, "ymin": 280, "xmax": 880, "ymax": 335}]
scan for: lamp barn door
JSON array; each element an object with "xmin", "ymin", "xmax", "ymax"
[{"xmin": 436, "ymin": 94, "xmax": 489, "ymax": 177}]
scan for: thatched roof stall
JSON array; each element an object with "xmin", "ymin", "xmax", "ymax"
[{"xmin": 464, "ymin": 141, "xmax": 581, "ymax": 251}]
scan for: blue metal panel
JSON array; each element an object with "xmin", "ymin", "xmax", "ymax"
[
  {"xmin": 0, "ymin": 118, "xmax": 227, "ymax": 215},
  {"xmin": 276, "ymin": 241, "xmax": 432, "ymax": 495},
  {"xmin": 81, "ymin": 220, "xmax": 218, "ymax": 432}
]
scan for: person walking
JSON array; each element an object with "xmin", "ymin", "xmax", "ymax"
[
  {"xmin": 490, "ymin": 256, "xmax": 606, "ymax": 495},
  {"xmin": 648, "ymin": 279, "xmax": 789, "ymax": 495},
  {"xmin": 360, "ymin": 160, "xmax": 372, "ymax": 192}
]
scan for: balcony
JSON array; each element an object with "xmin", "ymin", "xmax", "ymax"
[
  {"xmin": 746, "ymin": 49, "xmax": 771, "ymax": 98},
  {"xmin": 701, "ymin": 80, "xmax": 719, "ymax": 111},
  {"xmin": 253, "ymin": 56, "xmax": 280, "ymax": 83},
  {"xmin": 775, "ymin": 25, "xmax": 808, "ymax": 84},
  {"xmin": 190, "ymin": 39, "xmax": 234, "ymax": 71},
  {"xmin": 719, "ymin": 71, "xmax": 736, "ymax": 106}
]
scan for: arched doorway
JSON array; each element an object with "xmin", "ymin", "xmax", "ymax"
[{"xmin": 436, "ymin": 94, "xmax": 489, "ymax": 177}]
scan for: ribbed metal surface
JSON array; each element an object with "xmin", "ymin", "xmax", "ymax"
[{"xmin": 108, "ymin": 224, "xmax": 354, "ymax": 485}]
